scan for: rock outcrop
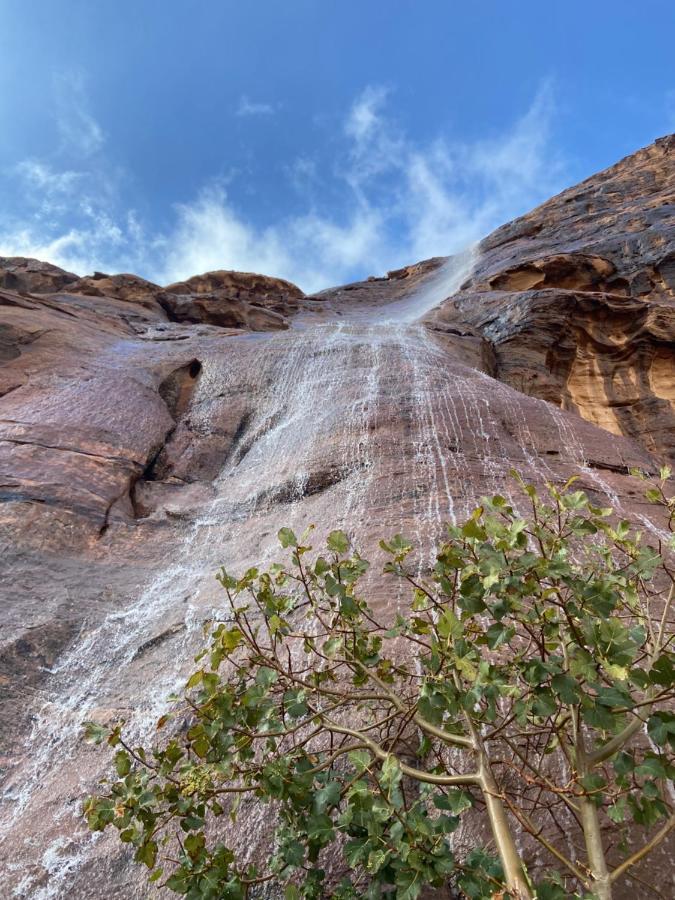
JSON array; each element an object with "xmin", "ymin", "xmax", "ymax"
[
  {"xmin": 426, "ymin": 134, "xmax": 675, "ymax": 462},
  {"xmin": 161, "ymin": 269, "xmax": 305, "ymax": 329},
  {"xmin": 0, "ymin": 136, "xmax": 673, "ymax": 898},
  {"xmin": 0, "ymin": 256, "xmax": 79, "ymax": 294}
]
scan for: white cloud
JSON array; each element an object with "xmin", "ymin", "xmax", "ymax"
[
  {"xmin": 14, "ymin": 160, "xmax": 82, "ymax": 195},
  {"xmin": 154, "ymin": 81, "xmax": 563, "ymax": 291},
  {"xmin": 10, "ymin": 160, "xmax": 87, "ymax": 221},
  {"xmin": 236, "ymin": 96, "xmax": 276, "ymax": 117},
  {"xmin": 0, "ymin": 81, "xmax": 565, "ymax": 293},
  {"xmin": 344, "ymin": 84, "xmax": 389, "ymax": 142},
  {"xmin": 53, "ymin": 70, "xmax": 104, "ymax": 157},
  {"xmin": 0, "ymin": 210, "xmax": 138, "ymax": 276}
]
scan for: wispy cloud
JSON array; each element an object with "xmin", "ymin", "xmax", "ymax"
[
  {"xmin": 12, "ymin": 160, "xmax": 83, "ymax": 217},
  {"xmin": 284, "ymin": 156, "xmax": 319, "ymax": 192},
  {"xmin": 0, "ymin": 80, "xmax": 565, "ymax": 292},
  {"xmin": 236, "ymin": 96, "xmax": 276, "ymax": 117},
  {"xmin": 14, "ymin": 160, "xmax": 81, "ymax": 194},
  {"xmin": 53, "ymin": 70, "xmax": 105, "ymax": 157},
  {"xmin": 157, "ymin": 81, "xmax": 563, "ymax": 290},
  {"xmin": 345, "ymin": 84, "xmax": 389, "ymax": 142}
]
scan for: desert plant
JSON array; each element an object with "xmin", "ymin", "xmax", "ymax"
[{"xmin": 84, "ymin": 472, "xmax": 675, "ymax": 899}]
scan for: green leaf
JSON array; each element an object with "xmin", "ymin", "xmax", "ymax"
[
  {"xmin": 581, "ymin": 773, "xmax": 606, "ymax": 794},
  {"xmin": 535, "ymin": 882, "xmax": 567, "ymax": 900},
  {"xmin": 306, "ymin": 813, "xmax": 334, "ymax": 844},
  {"xmin": 322, "ymin": 636, "xmax": 342, "ymax": 659},
  {"xmin": 83, "ymin": 721, "xmax": 108, "ymax": 745},
  {"xmin": 348, "ymin": 749, "xmax": 371, "ymax": 772},
  {"xmin": 379, "ymin": 533, "xmax": 413, "ymax": 560},
  {"xmin": 648, "ymin": 712, "xmax": 675, "ymax": 749},
  {"xmin": 649, "ymin": 654, "xmax": 674, "ymax": 687},
  {"xmin": 255, "ymin": 666, "xmax": 278, "ymax": 689},
  {"xmin": 433, "ymin": 789, "xmax": 473, "ymax": 814},
  {"xmin": 184, "ymin": 832, "xmax": 205, "ymax": 857},
  {"xmin": 485, "ymin": 622, "xmax": 515, "ymax": 650},
  {"xmin": 220, "ymin": 627, "xmax": 244, "ymax": 653},
  {"xmin": 282, "ymin": 841, "xmax": 305, "ymax": 868},
  {"xmin": 532, "ymin": 690, "xmax": 558, "ymax": 719},
  {"xmin": 278, "ymin": 527, "xmax": 298, "ymax": 548},
  {"xmin": 394, "ymin": 867, "xmax": 423, "ymax": 900},
  {"xmin": 283, "ymin": 689, "xmax": 308, "ymax": 719},
  {"xmin": 181, "ymin": 813, "xmax": 205, "ymax": 831},
  {"xmin": 314, "ymin": 781, "xmax": 341, "ymax": 813},
  {"xmin": 453, "ymin": 653, "xmax": 477, "ymax": 680},
  {"xmin": 608, "ymin": 798, "xmax": 627, "ymax": 824},
  {"xmin": 437, "ymin": 608, "xmax": 462, "ymax": 641},
  {"xmin": 461, "ymin": 518, "xmax": 486, "ymax": 541},
  {"xmin": 595, "ymin": 684, "xmax": 632, "ymax": 708},
  {"xmin": 135, "ymin": 840, "xmax": 157, "ymax": 869},
  {"xmin": 635, "ymin": 756, "xmax": 669, "ymax": 779},
  {"xmin": 551, "ymin": 674, "xmax": 580, "ymax": 705},
  {"xmin": 380, "ymin": 753, "xmax": 404, "ymax": 808},
  {"xmin": 186, "ymin": 670, "xmax": 204, "ymax": 689},
  {"xmin": 192, "ymin": 733, "xmax": 210, "ymax": 758},
  {"xmin": 165, "ymin": 872, "xmax": 189, "ymax": 893},
  {"xmin": 114, "ymin": 750, "xmax": 131, "ymax": 777},
  {"xmin": 327, "ymin": 530, "xmax": 350, "ymax": 554}
]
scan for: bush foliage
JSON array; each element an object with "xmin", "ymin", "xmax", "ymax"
[{"xmin": 85, "ymin": 472, "xmax": 675, "ymax": 899}]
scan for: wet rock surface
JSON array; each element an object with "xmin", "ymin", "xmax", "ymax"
[{"xmin": 0, "ymin": 137, "xmax": 673, "ymax": 897}]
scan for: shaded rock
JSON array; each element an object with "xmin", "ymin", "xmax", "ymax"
[
  {"xmin": 483, "ymin": 252, "xmax": 618, "ymax": 292},
  {"xmin": 0, "ymin": 257, "xmax": 78, "ymax": 294},
  {"xmin": 159, "ymin": 290, "xmax": 289, "ymax": 329},
  {"xmin": 68, "ymin": 272, "xmax": 167, "ymax": 314},
  {"xmin": 160, "ymin": 269, "xmax": 304, "ymax": 330}
]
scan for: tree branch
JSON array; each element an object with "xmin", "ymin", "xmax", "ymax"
[
  {"xmin": 503, "ymin": 795, "xmax": 590, "ymax": 886},
  {"xmin": 323, "ymin": 719, "xmax": 482, "ymax": 786},
  {"xmin": 588, "ymin": 712, "xmax": 646, "ymax": 766},
  {"xmin": 609, "ymin": 815, "xmax": 675, "ymax": 884}
]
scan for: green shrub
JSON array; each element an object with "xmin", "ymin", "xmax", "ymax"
[{"xmin": 85, "ymin": 471, "xmax": 675, "ymax": 899}]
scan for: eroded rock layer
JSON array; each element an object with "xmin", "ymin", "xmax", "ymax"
[
  {"xmin": 426, "ymin": 134, "xmax": 675, "ymax": 461},
  {"xmin": 0, "ymin": 136, "xmax": 673, "ymax": 898}
]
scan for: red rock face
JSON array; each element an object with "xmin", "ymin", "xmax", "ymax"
[
  {"xmin": 427, "ymin": 134, "xmax": 675, "ymax": 463},
  {"xmin": 0, "ymin": 138, "xmax": 673, "ymax": 897},
  {"xmin": 0, "ymin": 256, "xmax": 79, "ymax": 294},
  {"xmin": 160, "ymin": 269, "xmax": 306, "ymax": 330}
]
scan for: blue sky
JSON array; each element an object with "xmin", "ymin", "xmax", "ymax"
[{"xmin": 1, "ymin": 1, "xmax": 673, "ymax": 292}]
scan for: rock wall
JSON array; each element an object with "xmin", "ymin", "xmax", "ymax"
[
  {"xmin": 427, "ymin": 134, "xmax": 675, "ymax": 462},
  {"xmin": 0, "ymin": 136, "xmax": 673, "ymax": 898}
]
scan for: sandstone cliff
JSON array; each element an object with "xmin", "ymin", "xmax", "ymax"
[
  {"xmin": 427, "ymin": 135, "xmax": 675, "ymax": 462},
  {"xmin": 0, "ymin": 136, "xmax": 673, "ymax": 897}
]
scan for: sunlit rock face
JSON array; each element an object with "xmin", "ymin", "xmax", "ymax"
[
  {"xmin": 0, "ymin": 137, "xmax": 673, "ymax": 897},
  {"xmin": 427, "ymin": 134, "xmax": 675, "ymax": 462}
]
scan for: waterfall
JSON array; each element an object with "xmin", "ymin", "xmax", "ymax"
[{"xmin": 0, "ymin": 245, "xmax": 630, "ymax": 897}]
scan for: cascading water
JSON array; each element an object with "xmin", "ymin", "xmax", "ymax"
[{"xmin": 0, "ymin": 245, "xmax": 641, "ymax": 897}]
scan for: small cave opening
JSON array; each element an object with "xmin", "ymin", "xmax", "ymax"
[{"xmin": 159, "ymin": 358, "xmax": 202, "ymax": 420}]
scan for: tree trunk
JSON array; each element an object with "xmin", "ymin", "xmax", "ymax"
[
  {"xmin": 579, "ymin": 795, "xmax": 612, "ymax": 900},
  {"xmin": 480, "ymin": 760, "xmax": 533, "ymax": 899}
]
